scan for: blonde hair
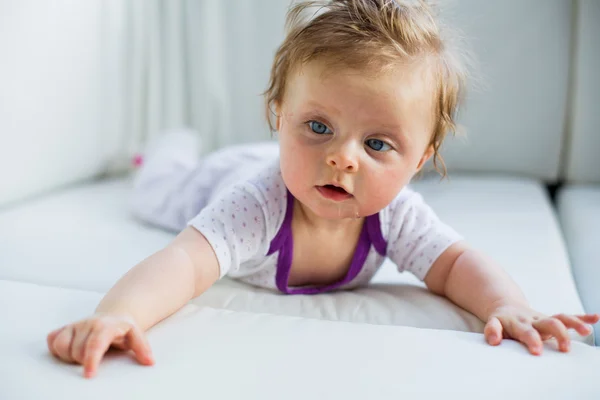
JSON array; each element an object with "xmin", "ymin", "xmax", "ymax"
[{"xmin": 264, "ymin": 0, "xmax": 468, "ymax": 177}]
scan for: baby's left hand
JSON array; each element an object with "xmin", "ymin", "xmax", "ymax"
[{"xmin": 484, "ymin": 303, "xmax": 600, "ymax": 355}]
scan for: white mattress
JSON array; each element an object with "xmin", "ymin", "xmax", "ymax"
[
  {"xmin": 0, "ymin": 174, "xmax": 592, "ymax": 343},
  {"xmin": 558, "ymin": 185, "xmax": 600, "ymax": 332},
  {"xmin": 1, "ymin": 279, "xmax": 599, "ymax": 400}
]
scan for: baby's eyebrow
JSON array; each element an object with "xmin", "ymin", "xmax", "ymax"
[
  {"xmin": 377, "ymin": 128, "xmax": 413, "ymax": 148},
  {"xmin": 369, "ymin": 121, "xmax": 404, "ymax": 136},
  {"xmin": 376, "ymin": 123, "xmax": 403, "ymax": 133},
  {"xmin": 303, "ymin": 100, "xmax": 341, "ymax": 117}
]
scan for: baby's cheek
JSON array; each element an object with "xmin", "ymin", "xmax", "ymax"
[
  {"xmin": 362, "ymin": 188, "xmax": 394, "ymax": 214},
  {"xmin": 281, "ymin": 139, "xmax": 317, "ymax": 187},
  {"xmin": 365, "ymin": 168, "xmax": 408, "ymax": 207},
  {"xmin": 280, "ymin": 149, "xmax": 303, "ymax": 180}
]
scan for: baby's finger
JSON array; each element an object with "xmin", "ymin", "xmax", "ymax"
[
  {"xmin": 484, "ymin": 317, "xmax": 503, "ymax": 346},
  {"xmin": 47, "ymin": 327, "xmax": 65, "ymax": 357},
  {"xmin": 553, "ymin": 314, "xmax": 593, "ymax": 336},
  {"xmin": 70, "ymin": 323, "xmax": 94, "ymax": 364},
  {"xmin": 52, "ymin": 326, "xmax": 76, "ymax": 363},
  {"xmin": 82, "ymin": 326, "xmax": 120, "ymax": 378},
  {"xmin": 47, "ymin": 327, "xmax": 63, "ymax": 344},
  {"xmin": 534, "ymin": 318, "xmax": 570, "ymax": 352},
  {"xmin": 577, "ymin": 314, "xmax": 600, "ymax": 324},
  {"xmin": 125, "ymin": 326, "xmax": 154, "ymax": 366},
  {"xmin": 512, "ymin": 324, "xmax": 543, "ymax": 355}
]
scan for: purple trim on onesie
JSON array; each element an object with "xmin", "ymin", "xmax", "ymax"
[{"xmin": 267, "ymin": 189, "xmax": 386, "ymax": 295}]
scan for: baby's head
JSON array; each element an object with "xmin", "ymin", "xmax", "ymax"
[{"xmin": 264, "ymin": 0, "xmax": 467, "ymax": 220}]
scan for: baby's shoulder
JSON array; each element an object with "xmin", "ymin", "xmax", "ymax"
[
  {"xmin": 245, "ymin": 159, "xmax": 287, "ymax": 199},
  {"xmin": 378, "ymin": 186, "xmax": 433, "ymax": 233},
  {"xmin": 210, "ymin": 159, "xmax": 288, "ymax": 217},
  {"xmin": 197, "ymin": 159, "xmax": 288, "ymax": 241},
  {"xmin": 381, "ymin": 186, "xmax": 424, "ymax": 215}
]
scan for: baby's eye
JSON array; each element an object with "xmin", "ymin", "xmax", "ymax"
[
  {"xmin": 365, "ymin": 139, "xmax": 391, "ymax": 152},
  {"xmin": 308, "ymin": 121, "xmax": 332, "ymax": 135}
]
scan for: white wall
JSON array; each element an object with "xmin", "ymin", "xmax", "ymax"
[
  {"xmin": 0, "ymin": 0, "xmax": 290, "ymax": 208},
  {"xmin": 0, "ymin": 0, "xmax": 121, "ymax": 207}
]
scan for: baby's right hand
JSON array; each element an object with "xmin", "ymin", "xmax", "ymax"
[{"xmin": 46, "ymin": 313, "xmax": 154, "ymax": 378}]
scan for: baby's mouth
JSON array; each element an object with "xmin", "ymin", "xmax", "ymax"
[
  {"xmin": 326, "ymin": 184, "xmax": 348, "ymax": 193},
  {"xmin": 316, "ymin": 184, "xmax": 353, "ymax": 201}
]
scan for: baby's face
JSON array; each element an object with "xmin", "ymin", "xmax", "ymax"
[{"xmin": 278, "ymin": 60, "xmax": 436, "ymax": 220}]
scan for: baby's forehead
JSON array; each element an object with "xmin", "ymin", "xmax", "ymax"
[
  {"xmin": 285, "ymin": 59, "xmax": 438, "ymax": 108},
  {"xmin": 291, "ymin": 57, "xmax": 436, "ymax": 88}
]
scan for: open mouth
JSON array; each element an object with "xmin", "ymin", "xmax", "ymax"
[{"xmin": 316, "ymin": 184, "xmax": 353, "ymax": 201}]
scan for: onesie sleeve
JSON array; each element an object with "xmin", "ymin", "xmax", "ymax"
[
  {"xmin": 187, "ymin": 183, "xmax": 271, "ymax": 278},
  {"xmin": 383, "ymin": 188, "xmax": 464, "ymax": 281}
]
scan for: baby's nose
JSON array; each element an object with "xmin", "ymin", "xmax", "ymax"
[{"xmin": 326, "ymin": 150, "xmax": 359, "ymax": 172}]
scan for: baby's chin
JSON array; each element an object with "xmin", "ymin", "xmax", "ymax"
[
  {"xmin": 306, "ymin": 202, "xmax": 373, "ymax": 221},
  {"xmin": 291, "ymin": 188, "xmax": 382, "ymax": 220}
]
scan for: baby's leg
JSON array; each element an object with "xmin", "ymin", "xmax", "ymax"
[
  {"xmin": 130, "ymin": 130, "xmax": 278, "ymax": 232},
  {"xmin": 130, "ymin": 130, "xmax": 207, "ymax": 232}
]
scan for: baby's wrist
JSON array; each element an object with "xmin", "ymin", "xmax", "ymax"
[
  {"xmin": 483, "ymin": 298, "xmax": 530, "ymax": 320},
  {"xmin": 93, "ymin": 307, "xmax": 138, "ymax": 325}
]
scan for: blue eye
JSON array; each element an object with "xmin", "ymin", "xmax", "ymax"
[
  {"xmin": 308, "ymin": 121, "xmax": 332, "ymax": 135},
  {"xmin": 365, "ymin": 139, "xmax": 391, "ymax": 152}
]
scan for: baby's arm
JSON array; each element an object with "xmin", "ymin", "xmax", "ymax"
[
  {"xmin": 47, "ymin": 226, "xmax": 219, "ymax": 378},
  {"xmin": 424, "ymin": 243, "xmax": 599, "ymax": 355},
  {"xmin": 95, "ymin": 227, "xmax": 219, "ymax": 330}
]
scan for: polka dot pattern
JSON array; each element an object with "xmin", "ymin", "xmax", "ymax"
[
  {"xmin": 383, "ymin": 188, "xmax": 463, "ymax": 281},
  {"xmin": 188, "ymin": 162, "xmax": 287, "ymax": 281}
]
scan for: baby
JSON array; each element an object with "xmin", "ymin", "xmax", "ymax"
[{"xmin": 47, "ymin": 0, "xmax": 598, "ymax": 378}]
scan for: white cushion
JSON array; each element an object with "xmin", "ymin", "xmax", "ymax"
[
  {"xmin": 0, "ymin": 175, "xmax": 592, "ymax": 344},
  {"xmin": 557, "ymin": 185, "xmax": 600, "ymax": 338},
  {"xmin": 1, "ymin": 178, "xmax": 174, "ymax": 291},
  {"xmin": 564, "ymin": 1, "xmax": 600, "ymax": 183},
  {"xmin": 426, "ymin": 0, "xmax": 572, "ymax": 181},
  {"xmin": 1, "ymin": 279, "xmax": 599, "ymax": 400}
]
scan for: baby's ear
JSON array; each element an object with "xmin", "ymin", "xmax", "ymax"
[
  {"xmin": 416, "ymin": 145, "xmax": 435, "ymax": 171},
  {"xmin": 274, "ymin": 102, "xmax": 282, "ymax": 131}
]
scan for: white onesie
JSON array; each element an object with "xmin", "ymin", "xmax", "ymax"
[{"xmin": 132, "ymin": 132, "xmax": 463, "ymax": 294}]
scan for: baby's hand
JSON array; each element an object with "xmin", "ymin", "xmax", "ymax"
[
  {"xmin": 46, "ymin": 313, "xmax": 154, "ymax": 378},
  {"xmin": 484, "ymin": 303, "xmax": 600, "ymax": 355}
]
